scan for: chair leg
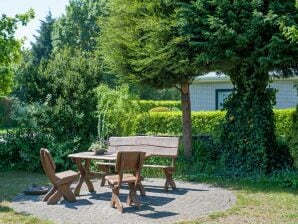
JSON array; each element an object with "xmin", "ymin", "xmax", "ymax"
[
  {"xmin": 43, "ymin": 186, "xmax": 56, "ymax": 202},
  {"xmin": 110, "ymin": 187, "xmax": 123, "ymax": 213},
  {"xmin": 137, "ymin": 182, "xmax": 146, "ymax": 196},
  {"xmin": 47, "ymin": 189, "xmax": 63, "ymax": 205},
  {"xmin": 98, "ymin": 165, "xmax": 109, "ymax": 186},
  {"xmin": 60, "ymin": 183, "xmax": 76, "ymax": 202},
  {"xmin": 127, "ymin": 183, "xmax": 141, "ymax": 210},
  {"xmin": 163, "ymin": 167, "xmax": 176, "ymax": 192}
]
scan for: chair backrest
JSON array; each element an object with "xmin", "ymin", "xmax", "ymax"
[
  {"xmin": 40, "ymin": 148, "xmax": 57, "ymax": 184},
  {"xmin": 108, "ymin": 136, "xmax": 180, "ymax": 158},
  {"xmin": 115, "ymin": 151, "xmax": 145, "ymax": 185}
]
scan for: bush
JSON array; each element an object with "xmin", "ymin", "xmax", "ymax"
[
  {"xmin": 149, "ymin": 107, "xmax": 171, "ymax": 112},
  {"xmin": 288, "ymin": 106, "xmax": 298, "ymax": 168},
  {"xmin": 136, "ymin": 109, "xmax": 293, "ymax": 137},
  {"xmin": 138, "ymin": 100, "xmax": 181, "ymax": 112},
  {"xmin": 0, "ymin": 97, "xmax": 16, "ymax": 128},
  {"xmin": 96, "ymin": 85, "xmax": 140, "ymax": 137},
  {"xmin": 136, "ymin": 111, "xmax": 224, "ymax": 136}
]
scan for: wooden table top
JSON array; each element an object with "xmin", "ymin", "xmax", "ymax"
[{"xmin": 68, "ymin": 151, "xmax": 117, "ymax": 160}]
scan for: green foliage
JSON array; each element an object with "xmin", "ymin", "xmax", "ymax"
[
  {"xmin": 52, "ymin": 0, "xmax": 107, "ymax": 52},
  {"xmin": 136, "ymin": 111, "xmax": 225, "ymax": 136},
  {"xmin": 288, "ymin": 106, "xmax": 298, "ymax": 168},
  {"xmin": 31, "ymin": 12, "xmax": 55, "ymax": 65},
  {"xmin": 99, "ymin": 0, "xmax": 199, "ymax": 88},
  {"xmin": 135, "ymin": 109, "xmax": 293, "ymax": 138},
  {"xmin": 36, "ymin": 48, "xmax": 101, "ymax": 140},
  {"xmin": 0, "ymin": 9, "xmax": 34, "ymax": 95},
  {"xmin": 138, "ymin": 100, "xmax": 181, "ymax": 112},
  {"xmin": 130, "ymin": 85, "xmax": 180, "ymax": 100},
  {"xmin": 96, "ymin": 85, "xmax": 140, "ymax": 137},
  {"xmin": 0, "ymin": 97, "xmax": 15, "ymax": 128},
  {"xmin": 149, "ymin": 107, "xmax": 170, "ymax": 112},
  {"xmin": 177, "ymin": 0, "xmax": 298, "ymax": 175},
  {"xmin": 0, "ymin": 100, "xmax": 86, "ymax": 171}
]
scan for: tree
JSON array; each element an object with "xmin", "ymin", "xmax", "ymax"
[
  {"xmin": 31, "ymin": 11, "xmax": 55, "ymax": 65},
  {"xmin": 52, "ymin": 0, "xmax": 107, "ymax": 52},
  {"xmin": 37, "ymin": 48, "xmax": 102, "ymax": 140},
  {"xmin": 15, "ymin": 12, "xmax": 55, "ymax": 102},
  {"xmin": 178, "ymin": 0, "xmax": 298, "ymax": 175},
  {"xmin": 99, "ymin": 0, "xmax": 201, "ymax": 158},
  {"xmin": 0, "ymin": 9, "xmax": 34, "ymax": 96}
]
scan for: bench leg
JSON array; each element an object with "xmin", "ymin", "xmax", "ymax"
[{"xmin": 163, "ymin": 167, "xmax": 176, "ymax": 192}]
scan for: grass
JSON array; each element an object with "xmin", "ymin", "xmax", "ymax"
[
  {"xmin": 0, "ymin": 171, "xmax": 52, "ymax": 224},
  {"xmin": 179, "ymin": 177, "xmax": 298, "ymax": 224},
  {"xmin": 0, "ymin": 171, "xmax": 297, "ymax": 224}
]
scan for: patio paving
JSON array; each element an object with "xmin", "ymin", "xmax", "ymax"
[{"xmin": 11, "ymin": 178, "xmax": 236, "ymax": 224}]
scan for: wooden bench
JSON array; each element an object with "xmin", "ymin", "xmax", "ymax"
[{"xmin": 97, "ymin": 136, "xmax": 180, "ymax": 193}]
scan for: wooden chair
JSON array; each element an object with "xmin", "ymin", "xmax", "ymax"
[
  {"xmin": 40, "ymin": 148, "xmax": 79, "ymax": 204},
  {"xmin": 105, "ymin": 151, "xmax": 145, "ymax": 213}
]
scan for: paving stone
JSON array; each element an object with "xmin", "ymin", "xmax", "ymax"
[{"xmin": 11, "ymin": 178, "xmax": 236, "ymax": 224}]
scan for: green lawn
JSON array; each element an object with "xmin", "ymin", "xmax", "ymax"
[{"xmin": 0, "ymin": 171, "xmax": 297, "ymax": 224}]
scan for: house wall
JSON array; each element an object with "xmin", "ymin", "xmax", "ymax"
[{"xmin": 190, "ymin": 79, "xmax": 298, "ymax": 111}]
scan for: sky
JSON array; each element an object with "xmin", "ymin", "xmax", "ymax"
[{"xmin": 1, "ymin": 0, "xmax": 69, "ymax": 48}]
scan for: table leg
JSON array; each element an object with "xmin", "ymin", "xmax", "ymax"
[{"xmin": 74, "ymin": 158, "xmax": 95, "ymax": 196}]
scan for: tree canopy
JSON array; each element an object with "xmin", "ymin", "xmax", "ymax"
[
  {"xmin": 52, "ymin": 0, "xmax": 107, "ymax": 52},
  {"xmin": 0, "ymin": 9, "xmax": 34, "ymax": 96}
]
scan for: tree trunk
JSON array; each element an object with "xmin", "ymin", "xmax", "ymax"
[{"xmin": 181, "ymin": 83, "xmax": 192, "ymax": 159}]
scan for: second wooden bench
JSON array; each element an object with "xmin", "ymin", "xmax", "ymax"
[{"xmin": 97, "ymin": 136, "xmax": 180, "ymax": 193}]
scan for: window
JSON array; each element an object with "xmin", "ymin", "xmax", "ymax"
[{"xmin": 216, "ymin": 89, "xmax": 233, "ymax": 110}]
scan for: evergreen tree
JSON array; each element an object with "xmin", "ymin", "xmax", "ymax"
[
  {"xmin": 15, "ymin": 12, "xmax": 55, "ymax": 102},
  {"xmin": 31, "ymin": 11, "xmax": 55, "ymax": 65},
  {"xmin": 178, "ymin": 0, "xmax": 298, "ymax": 175},
  {"xmin": 99, "ymin": 0, "xmax": 200, "ymax": 158}
]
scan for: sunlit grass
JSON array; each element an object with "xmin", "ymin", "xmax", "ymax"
[
  {"xmin": 0, "ymin": 171, "xmax": 52, "ymax": 224},
  {"xmin": 179, "ymin": 177, "xmax": 298, "ymax": 224}
]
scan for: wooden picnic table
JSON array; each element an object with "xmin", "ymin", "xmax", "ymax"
[{"xmin": 68, "ymin": 151, "xmax": 118, "ymax": 196}]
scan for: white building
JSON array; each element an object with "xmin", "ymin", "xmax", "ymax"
[{"xmin": 190, "ymin": 72, "xmax": 298, "ymax": 111}]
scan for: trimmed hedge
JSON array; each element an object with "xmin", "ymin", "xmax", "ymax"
[
  {"xmin": 138, "ymin": 100, "xmax": 181, "ymax": 112},
  {"xmin": 136, "ymin": 109, "xmax": 294, "ymax": 137},
  {"xmin": 274, "ymin": 108, "xmax": 295, "ymax": 138}
]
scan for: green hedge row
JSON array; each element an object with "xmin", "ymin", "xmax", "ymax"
[
  {"xmin": 135, "ymin": 109, "xmax": 295, "ymax": 137},
  {"xmin": 137, "ymin": 100, "xmax": 181, "ymax": 112}
]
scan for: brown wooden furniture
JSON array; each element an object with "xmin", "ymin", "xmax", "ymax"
[
  {"xmin": 40, "ymin": 148, "xmax": 79, "ymax": 204},
  {"xmin": 105, "ymin": 151, "xmax": 145, "ymax": 213},
  {"xmin": 98, "ymin": 136, "xmax": 180, "ymax": 192},
  {"xmin": 68, "ymin": 151, "xmax": 117, "ymax": 196}
]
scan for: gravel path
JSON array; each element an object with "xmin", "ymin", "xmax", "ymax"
[{"xmin": 11, "ymin": 178, "xmax": 235, "ymax": 224}]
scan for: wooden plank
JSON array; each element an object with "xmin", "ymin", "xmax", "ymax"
[
  {"xmin": 68, "ymin": 152, "xmax": 117, "ymax": 160},
  {"xmin": 109, "ymin": 136, "xmax": 180, "ymax": 148},
  {"xmin": 107, "ymin": 145, "xmax": 178, "ymax": 157}
]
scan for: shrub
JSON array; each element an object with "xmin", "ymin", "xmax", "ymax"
[
  {"xmin": 138, "ymin": 100, "xmax": 181, "ymax": 112},
  {"xmin": 96, "ymin": 85, "xmax": 140, "ymax": 137},
  {"xmin": 0, "ymin": 97, "xmax": 16, "ymax": 128},
  {"xmin": 149, "ymin": 107, "xmax": 171, "ymax": 112},
  {"xmin": 136, "ymin": 111, "xmax": 225, "ymax": 136},
  {"xmin": 288, "ymin": 106, "xmax": 298, "ymax": 168}
]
